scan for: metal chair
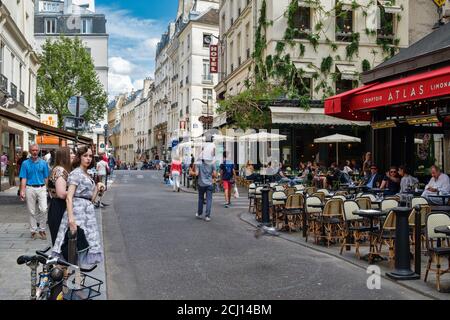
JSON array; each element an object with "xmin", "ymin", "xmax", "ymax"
[
  {"xmin": 320, "ymin": 198, "xmax": 345, "ymax": 247},
  {"xmin": 305, "ymin": 196, "xmax": 323, "ymax": 243},
  {"xmin": 424, "ymin": 212, "xmax": 450, "ymax": 292}
]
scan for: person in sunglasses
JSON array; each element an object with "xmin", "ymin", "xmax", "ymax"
[{"xmin": 380, "ymin": 166, "xmax": 401, "ymax": 196}]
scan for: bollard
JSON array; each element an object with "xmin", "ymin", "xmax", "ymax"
[
  {"xmin": 414, "ymin": 205, "xmax": 421, "ymax": 276},
  {"xmin": 261, "ymin": 187, "xmax": 271, "ymax": 226}
]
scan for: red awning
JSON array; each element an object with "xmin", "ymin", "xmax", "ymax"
[
  {"xmin": 350, "ymin": 66, "xmax": 450, "ymax": 112},
  {"xmin": 324, "ymin": 84, "xmax": 376, "ymax": 121}
]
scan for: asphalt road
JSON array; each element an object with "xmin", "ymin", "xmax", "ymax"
[{"xmin": 102, "ymin": 171, "xmax": 429, "ymax": 300}]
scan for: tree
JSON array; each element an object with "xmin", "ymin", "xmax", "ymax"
[{"xmin": 36, "ymin": 36, "xmax": 107, "ymax": 128}]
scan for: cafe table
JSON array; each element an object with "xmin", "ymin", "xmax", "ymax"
[
  {"xmin": 434, "ymin": 225, "xmax": 450, "ymax": 237},
  {"xmin": 353, "ymin": 209, "xmax": 389, "ymax": 263}
]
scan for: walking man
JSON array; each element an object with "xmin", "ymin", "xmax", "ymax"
[
  {"xmin": 194, "ymin": 153, "xmax": 216, "ymax": 222},
  {"xmin": 19, "ymin": 144, "xmax": 50, "ymax": 240},
  {"xmin": 220, "ymin": 151, "xmax": 236, "ymax": 208}
]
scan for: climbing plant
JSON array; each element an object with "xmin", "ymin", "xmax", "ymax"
[{"xmin": 219, "ymin": 0, "xmax": 404, "ymax": 129}]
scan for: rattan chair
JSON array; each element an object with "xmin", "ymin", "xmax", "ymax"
[
  {"xmin": 412, "ymin": 197, "xmax": 429, "ymax": 208},
  {"xmin": 334, "ymin": 191, "xmax": 349, "ymax": 197},
  {"xmin": 317, "ymin": 189, "xmax": 331, "ymax": 197},
  {"xmin": 285, "ymin": 187, "xmax": 296, "ymax": 198},
  {"xmin": 312, "ymin": 192, "xmax": 326, "ymax": 203},
  {"xmin": 280, "ymin": 193, "xmax": 305, "ymax": 232},
  {"xmin": 424, "ymin": 212, "xmax": 450, "ymax": 292},
  {"xmin": 355, "ymin": 197, "xmax": 371, "ymax": 210},
  {"xmin": 306, "ymin": 196, "xmax": 323, "ymax": 243},
  {"xmin": 272, "ymin": 191, "xmax": 288, "ymax": 228},
  {"xmin": 294, "ymin": 184, "xmax": 305, "ymax": 191},
  {"xmin": 340, "ymin": 200, "xmax": 372, "ymax": 258},
  {"xmin": 408, "ymin": 204, "xmax": 430, "ymax": 254},
  {"xmin": 332, "ymin": 195, "xmax": 347, "ymax": 202},
  {"xmin": 254, "ymin": 186, "xmax": 264, "ymax": 221},
  {"xmin": 377, "ymin": 209, "xmax": 398, "ymax": 263},
  {"xmin": 320, "ymin": 198, "xmax": 344, "ymax": 247},
  {"xmin": 360, "ymin": 194, "xmax": 378, "ymax": 209},
  {"xmin": 305, "ymin": 186, "xmax": 317, "ymax": 196},
  {"xmin": 248, "ymin": 183, "xmax": 257, "ymax": 213}
]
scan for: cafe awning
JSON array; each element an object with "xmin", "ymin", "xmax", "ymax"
[
  {"xmin": 325, "ymin": 66, "xmax": 450, "ymax": 119},
  {"xmin": 270, "ymin": 107, "xmax": 370, "ymax": 126},
  {"xmin": 0, "ymin": 108, "xmax": 93, "ymax": 145}
]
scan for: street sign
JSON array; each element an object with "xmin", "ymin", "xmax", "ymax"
[
  {"xmin": 63, "ymin": 116, "xmax": 85, "ymax": 130},
  {"xmin": 434, "ymin": 0, "xmax": 446, "ymax": 7},
  {"xmin": 68, "ymin": 96, "xmax": 89, "ymax": 116},
  {"xmin": 100, "ymin": 143, "xmax": 105, "ymax": 149}
]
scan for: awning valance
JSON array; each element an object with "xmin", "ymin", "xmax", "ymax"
[
  {"xmin": 270, "ymin": 107, "xmax": 369, "ymax": 126},
  {"xmin": 0, "ymin": 108, "xmax": 93, "ymax": 145},
  {"xmin": 350, "ymin": 66, "xmax": 450, "ymax": 112},
  {"xmin": 294, "ymin": 62, "xmax": 316, "ymax": 77},
  {"xmin": 336, "ymin": 64, "xmax": 358, "ymax": 80}
]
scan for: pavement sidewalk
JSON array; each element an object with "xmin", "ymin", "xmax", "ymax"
[{"xmin": 0, "ymin": 186, "xmax": 107, "ymax": 300}]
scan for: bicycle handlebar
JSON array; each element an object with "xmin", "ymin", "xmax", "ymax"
[{"xmin": 35, "ymin": 249, "xmax": 97, "ymax": 273}]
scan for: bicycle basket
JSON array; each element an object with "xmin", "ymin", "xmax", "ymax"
[{"xmin": 62, "ymin": 272, "xmax": 103, "ymax": 300}]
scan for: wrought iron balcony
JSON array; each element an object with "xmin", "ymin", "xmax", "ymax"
[
  {"xmin": 0, "ymin": 74, "xmax": 7, "ymax": 92},
  {"xmin": 19, "ymin": 90, "xmax": 25, "ymax": 104},
  {"xmin": 11, "ymin": 83, "xmax": 17, "ymax": 100}
]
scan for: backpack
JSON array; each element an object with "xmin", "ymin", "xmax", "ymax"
[{"xmin": 222, "ymin": 162, "xmax": 234, "ymax": 181}]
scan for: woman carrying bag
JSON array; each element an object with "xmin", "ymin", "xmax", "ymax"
[{"xmin": 51, "ymin": 146, "xmax": 105, "ymax": 268}]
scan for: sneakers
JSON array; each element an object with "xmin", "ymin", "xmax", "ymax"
[
  {"xmin": 196, "ymin": 213, "xmax": 203, "ymax": 219},
  {"xmin": 204, "ymin": 217, "xmax": 211, "ymax": 222},
  {"xmin": 39, "ymin": 231, "xmax": 47, "ymax": 240},
  {"xmin": 224, "ymin": 203, "xmax": 231, "ymax": 208}
]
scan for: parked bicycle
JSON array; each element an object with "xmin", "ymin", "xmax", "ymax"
[{"xmin": 17, "ymin": 247, "xmax": 102, "ymax": 300}]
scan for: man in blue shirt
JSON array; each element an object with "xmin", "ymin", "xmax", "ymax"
[
  {"xmin": 19, "ymin": 144, "xmax": 50, "ymax": 240},
  {"xmin": 362, "ymin": 164, "xmax": 384, "ymax": 191}
]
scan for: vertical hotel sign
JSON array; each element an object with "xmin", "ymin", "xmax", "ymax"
[{"xmin": 210, "ymin": 45, "xmax": 218, "ymax": 74}]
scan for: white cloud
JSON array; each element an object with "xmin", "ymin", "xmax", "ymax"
[
  {"xmin": 109, "ymin": 57, "xmax": 135, "ymax": 75},
  {"xmin": 97, "ymin": 5, "xmax": 168, "ymax": 98}
]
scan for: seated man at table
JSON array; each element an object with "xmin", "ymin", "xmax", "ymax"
[
  {"xmin": 361, "ymin": 164, "xmax": 384, "ymax": 191},
  {"xmin": 421, "ymin": 165, "xmax": 450, "ymax": 204},
  {"xmin": 398, "ymin": 165, "xmax": 419, "ymax": 193},
  {"xmin": 325, "ymin": 163, "xmax": 341, "ymax": 189},
  {"xmin": 380, "ymin": 166, "xmax": 401, "ymax": 196}
]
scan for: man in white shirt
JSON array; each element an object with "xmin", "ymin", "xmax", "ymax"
[{"xmin": 422, "ymin": 165, "xmax": 450, "ymax": 204}]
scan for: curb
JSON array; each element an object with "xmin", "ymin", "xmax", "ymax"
[{"xmin": 238, "ymin": 210, "xmax": 445, "ymax": 300}]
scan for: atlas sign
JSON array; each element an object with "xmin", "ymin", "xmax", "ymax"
[{"xmin": 210, "ymin": 45, "xmax": 218, "ymax": 74}]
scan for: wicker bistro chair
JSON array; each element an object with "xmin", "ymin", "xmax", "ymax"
[
  {"xmin": 376, "ymin": 210, "xmax": 398, "ymax": 263},
  {"xmin": 248, "ymin": 183, "xmax": 257, "ymax": 213},
  {"xmin": 280, "ymin": 194, "xmax": 305, "ymax": 232},
  {"xmin": 334, "ymin": 191, "xmax": 349, "ymax": 197},
  {"xmin": 319, "ymin": 199, "xmax": 345, "ymax": 247},
  {"xmin": 305, "ymin": 196, "xmax": 323, "ymax": 243},
  {"xmin": 272, "ymin": 191, "xmax": 288, "ymax": 228},
  {"xmin": 409, "ymin": 204, "xmax": 431, "ymax": 255},
  {"xmin": 317, "ymin": 189, "xmax": 331, "ymax": 197},
  {"xmin": 340, "ymin": 201, "xmax": 373, "ymax": 259},
  {"xmin": 285, "ymin": 187, "xmax": 297, "ymax": 198},
  {"xmin": 412, "ymin": 197, "xmax": 429, "ymax": 208},
  {"xmin": 274, "ymin": 185, "xmax": 285, "ymax": 192},
  {"xmin": 305, "ymin": 187, "xmax": 317, "ymax": 196},
  {"xmin": 254, "ymin": 187, "xmax": 264, "ymax": 221},
  {"xmin": 360, "ymin": 194, "xmax": 379, "ymax": 209},
  {"xmin": 424, "ymin": 212, "xmax": 450, "ymax": 292},
  {"xmin": 355, "ymin": 197, "xmax": 371, "ymax": 210},
  {"xmin": 312, "ymin": 192, "xmax": 326, "ymax": 203},
  {"xmin": 294, "ymin": 184, "xmax": 305, "ymax": 191},
  {"xmin": 332, "ymin": 195, "xmax": 347, "ymax": 202}
]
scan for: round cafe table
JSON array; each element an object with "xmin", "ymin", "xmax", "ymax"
[{"xmin": 434, "ymin": 225, "xmax": 450, "ymax": 236}]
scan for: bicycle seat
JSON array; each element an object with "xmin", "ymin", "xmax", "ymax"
[{"xmin": 17, "ymin": 255, "xmax": 46, "ymax": 265}]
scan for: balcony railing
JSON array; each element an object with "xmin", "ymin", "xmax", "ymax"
[
  {"xmin": 180, "ymin": 80, "xmax": 184, "ymax": 88},
  {"xmin": 230, "ymin": 64, "xmax": 234, "ymax": 73},
  {"xmin": 0, "ymin": 74, "xmax": 7, "ymax": 92},
  {"xmin": 247, "ymin": 48, "xmax": 251, "ymax": 59},
  {"xmin": 11, "ymin": 83, "xmax": 17, "ymax": 100},
  {"xmin": 185, "ymin": 76, "xmax": 189, "ymax": 84},
  {"xmin": 19, "ymin": 90, "xmax": 25, "ymax": 104}
]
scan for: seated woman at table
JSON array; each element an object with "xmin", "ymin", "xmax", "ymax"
[
  {"xmin": 244, "ymin": 161, "xmax": 257, "ymax": 181},
  {"xmin": 343, "ymin": 160, "xmax": 353, "ymax": 175},
  {"xmin": 326, "ymin": 162, "xmax": 341, "ymax": 189},
  {"xmin": 380, "ymin": 166, "xmax": 401, "ymax": 196},
  {"xmin": 294, "ymin": 162, "xmax": 309, "ymax": 184},
  {"xmin": 398, "ymin": 165, "xmax": 419, "ymax": 193},
  {"xmin": 421, "ymin": 165, "xmax": 450, "ymax": 204}
]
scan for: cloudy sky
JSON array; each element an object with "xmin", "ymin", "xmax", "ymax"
[{"xmin": 96, "ymin": 0, "xmax": 179, "ymax": 99}]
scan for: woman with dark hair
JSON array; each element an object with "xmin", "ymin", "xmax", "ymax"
[
  {"xmin": 51, "ymin": 146, "xmax": 105, "ymax": 267},
  {"xmin": 47, "ymin": 147, "xmax": 72, "ymax": 245}
]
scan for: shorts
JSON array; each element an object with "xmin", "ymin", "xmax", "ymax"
[{"xmin": 223, "ymin": 180, "xmax": 232, "ymax": 190}]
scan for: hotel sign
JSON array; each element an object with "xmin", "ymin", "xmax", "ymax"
[
  {"xmin": 210, "ymin": 45, "xmax": 218, "ymax": 74},
  {"xmin": 350, "ymin": 70, "xmax": 450, "ymax": 111},
  {"xmin": 39, "ymin": 1, "xmax": 63, "ymax": 13}
]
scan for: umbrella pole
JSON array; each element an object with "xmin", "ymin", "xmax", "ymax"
[{"xmin": 336, "ymin": 142, "xmax": 339, "ymax": 166}]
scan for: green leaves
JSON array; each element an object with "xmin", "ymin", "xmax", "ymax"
[
  {"xmin": 321, "ymin": 56, "xmax": 333, "ymax": 74},
  {"xmin": 36, "ymin": 36, "xmax": 107, "ymax": 128},
  {"xmin": 345, "ymin": 32, "xmax": 360, "ymax": 60},
  {"xmin": 362, "ymin": 59, "xmax": 371, "ymax": 72}
]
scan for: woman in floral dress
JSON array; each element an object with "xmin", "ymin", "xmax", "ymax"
[{"xmin": 52, "ymin": 146, "xmax": 105, "ymax": 267}]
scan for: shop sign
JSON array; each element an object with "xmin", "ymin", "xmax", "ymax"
[
  {"xmin": 351, "ymin": 72, "xmax": 450, "ymax": 111},
  {"xmin": 210, "ymin": 45, "xmax": 218, "ymax": 73},
  {"xmin": 433, "ymin": 0, "xmax": 446, "ymax": 8}
]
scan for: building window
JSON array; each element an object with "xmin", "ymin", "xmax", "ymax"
[
  {"xmin": 187, "ymin": 34, "xmax": 190, "ymax": 50},
  {"xmin": 0, "ymin": 43, "xmax": 3, "ymax": 74},
  {"xmin": 336, "ymin": 9, "xmax": 353, "ymax": 42},
  {"xmin": 335, "ymin": 72, "xmax": 354, "ymax": 94},
  {"xmin": 202, "ymin": 59, "xmax": 212, "ymax": 82},
  {"xmin": 45, "ymin": 18, "xmax": 57, "ymax": 34},
  {"xmin": 202, "ymin": 89, "xmax": 213, "ymax": 115},
  {"xmin": 294, "ymin": 77, "xmax": 312, "ymax": 98},
  {"xmin": 237, "ymin": 33, "xmax": 242, "ymax": 66},
  {"xmin": 377, "ymin": 5, "xmax": 395, "ymax": 43},
  {"xmin": 293, "ymin": 6, "xmax": 311, "ymax": 39},
  {"xmin": 81, "ymin": 18, "xmax": 93, "ymax": 34}
]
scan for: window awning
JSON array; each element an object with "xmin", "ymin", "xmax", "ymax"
[
  {"xmin": 336, "ymin": 64, "xmax": 358, "ymax": 80},
  {"xmin": 270, "ymin": 107, "xmax": 369, "ymax": 126},
  {"xmin": 0, "ymin": 108, "xmax": 93, "ymax": 145},
  {"xmin": 294, "ymin": 62, "xmax": 316, "ymax": 77},
  {"xmin": 324, "ymin": 84, "xmax": 376, "ymax": 121},
  {"xmin": 350, "ymin": 65, "xmax": 450, "ymax": 112}
]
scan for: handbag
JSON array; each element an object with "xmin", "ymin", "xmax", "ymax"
[{"xmin": 61, "ymin": 226, "xmax": 90, "ymax": 262}]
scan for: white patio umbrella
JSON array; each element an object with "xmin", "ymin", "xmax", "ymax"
[
  {"xmin": 238, "ymin": 132, "xmax": 287, "ymax": 142},
  {"xmin": 314, "ymin": 134, "xmax": 361, "ymax": 165},
  {"xmin": 213, "ymin": 134, "xmax": 236, "ymax": 142}
]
